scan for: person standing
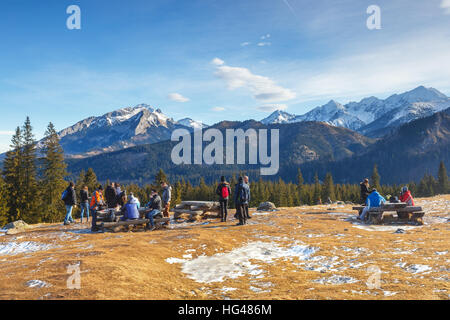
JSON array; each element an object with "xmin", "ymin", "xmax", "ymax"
[
  {"xmin": 360, "ymin": 178, "xmax": 371, "ymax": 205},
  {"xmin": 62, "ymin": 182, "xmax": 77, "ymax": 225},
  {"xmin": 90, "ymin": 185, "xmax": 105, "ymax": 232},
  {"xmin": 80, "ymin": 185, "xmax": 90, "ymax": 224},
  {"xmin": 145, "ymin": 189, "xmax": 162, "ymax": 231},
  {"xmin": 234, "ymin": 177, "xmax": 250, "ymax": 226},
  {"xmin": 161, "ymin": 182, "xmax": 172, "ymax": 223},
  {"xmin": 243, "ymin": 176, "xmax": 252, "ymax": 219},
  {"xmin": 216, "ymin": 176, "xmax": 231, "ymax": 222},
  {"xmin": 105, "ymin": 182, "xmax": 117, "ymax": 208}
]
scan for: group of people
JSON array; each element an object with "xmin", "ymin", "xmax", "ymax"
[
  {"xmin": 216, "ymin": 175, "xmax": 251, "ymax": 226},
  {"xmin": 61, "ymin": 180, "xmax": 173, "ymax": 232},
  {"xmin": 359, "ymin": 178, "xmax": 415, "ymax": 222}
]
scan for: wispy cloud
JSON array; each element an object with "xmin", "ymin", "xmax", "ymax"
[
  {"xmin": 167, "ymin": 93, "xmax": 190, "ymax": 103},
  {"xmin": 260, "ymin": 34, "xmax": 271, "ymax": 40},
  {"xmin": 211, "ymin": 57, "xmax": 225, "ymax": 66},
  {"xmin": 0, "ymin": 131, "xmax": 14, "ymax": 135},
  {"xmin": 441, "ymin": 0, "xmax": 450, "ymax": 14},
  {"xmin": 211, "ymin": 106, "xmax": 226, "ymax": 112},
  {"xmin": 256, "ymin": 104, "xmax": 288, "ymax": 112},
  {"xmin": 240, "ymin": 42, "xmax": 251, "ymax": 47},
  {"xmin": 257, "ymin": 42, "xmax": 271, "ymax": 47},
  {"xmin": 212, "ymin": 58, "xmax": 296, "ymax": 103}
]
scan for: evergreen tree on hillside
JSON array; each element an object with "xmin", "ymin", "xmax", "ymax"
[
  {"xmin": 3, "ymin": 127, "xmax": 24, "ymax": 222},
  {"xmin": 371, "ymin": 164, "xmax": 381, "ymax": 191},
  {"xmin": 20, "ymin": 117, "xmax": 40, "ymax": 223},
  {"xmin": 437, "ymin": 161, "xmax": 449, "ymax": 194},
  {"xmin": 313, "ymin": 173, "xmax": 322, "ymax": 204},
  {"xmin": 322, "ymin": 172, "xmax": 336, "ymax": 202},
  {"xmin": 155, "ymin": 169, "xmax": 168, "ymax": 186},
  {"xmin": 297, "ymin": 168, "xmax": 304, "ymax": 191},
  {"xmin": 40, "ymin": 123, "xmax": 68, "ymax": 222},
  {"xmin": 84, "ymin": 168, "xmax": 99, "ymax": 193},
  {"xmin": 0, "ymin": 176, "xmax": 9, "ymax": 227}
]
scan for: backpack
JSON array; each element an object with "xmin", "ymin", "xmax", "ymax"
[
  {"xmin": 221, "ymin": 185, "xmax": 229, "ymax": 199},
  {"xmin": 61, "ymin": 189, "xmax": 68, "ymax": 201},
  {"xmin": 104, "ymin": 210, "xmax": 116, "ymax": 223}
]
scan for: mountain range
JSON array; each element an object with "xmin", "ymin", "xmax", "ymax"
[{"xmin": 261, "ymin": 86, "xmax": 450, "ymax": 137}]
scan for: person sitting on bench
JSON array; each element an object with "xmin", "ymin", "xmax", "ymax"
[
  {"xmin": 120, "ymin": 193, "xmax": 140, "ymax": 221},
  {"xmin": 145, "ymin": 189, "xmax": 162, "ymax": 231},
  {"xmin": 359, "ymin": 189, "xmax": 386, "ymax": 222},
  {"xmin": 399, "ymin": 186, "xmax": 415, "ymax": 206}
]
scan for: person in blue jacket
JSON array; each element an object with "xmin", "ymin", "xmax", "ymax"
[
  {"xmin": 120, "ymin": 194, "xmax": 140, "ymax": 221},
  {"xmin": 360, "ymin": 189, "xmax": 386, "ymax": 222}
]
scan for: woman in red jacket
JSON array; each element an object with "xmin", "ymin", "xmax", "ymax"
[{"xmin": 399, "ymin": 186, "xmax": 415, "ymax": 206}]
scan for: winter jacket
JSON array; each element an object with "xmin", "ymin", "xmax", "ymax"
[
  {"xmin": 146, "ymin": 194, "xmax": 162, "ymax": 211},
  {"xmin": 80, "ymin": 189, "xmax": 89, "ymax": 203},
  {"xmin": 360, "ymin": 183, "xmax": 371, "ymax": 202},
  {"xmin": 216, "ymin": 182, "xmax": 231, "ymax": 201},
  {"xmin": 399, "ymin": 191, "xmax": 415, "ymax": 206},
  {"xmin": 162, "ymin": 186, "xmax": 172, "ymax": 206},
  {"xmin": 90, "ymin": 190, "xmax": 105, "ymax": 210},
  {"xmin": 121, "ymin": 202, "xmax": 140, "ymax": 220},
  {"xmin": 365, "ymin": 191, "xmax": 386, "ymax": 208},
  {"xmin": 234, "ymin": 183, "xmax": 250, "ymax": 205},
  {"xmin": 105, "ymin": 186, "xmax": 117, "ymax": 207},
  {"xmin": 129, "ymin": 196, "xmax": 140, "ymax": 209},
  {"xmin": 63, "ymin": 187, "xmax": 77, "ymax": 206}
]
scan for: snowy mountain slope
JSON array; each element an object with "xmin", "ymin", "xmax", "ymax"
[
  {"xmin": 261, "ymin": 86, "xmax": 450, "ymax": 137},
  {"xmin": 48, "ymin": 104, "xmax": 209, "ymax": 158}
]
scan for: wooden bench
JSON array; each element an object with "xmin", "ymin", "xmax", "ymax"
[
  {"xmin": 100, "ymin": 218, "xmax": 170, "ymax": 232},
  {"xmin": 352, "ymin": 203, "xmax": 425, "ymax": 225}
]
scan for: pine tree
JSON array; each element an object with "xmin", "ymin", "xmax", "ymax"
[
  {"xmin": 322, "ymin": 172, "xmax": 336, "ymax": 202},
  {"xmin": 155, "ymin": 169, "xmax": 168, "ymax": 186},
  {"xmin": 84, "ymin": 168, "xmax": 99, "ymax": 193},
  {"xmin": 3, "ymin": 127, "xmax": 23, "ymax": 222},
  {"xmin": 313, "ymin": 173, "xmax": 322, "ymax": 204},
  {"xmin": 20, "ymin": 117, "xmax": 39, "ymax": 223},
  {"xmin": 437, "ymin": 161, "xmax": 449, "ymax": 194},
  {"xmin": 40, "ymin": 123, "xmax": 68, "ymax": 222},
  {"xmin": 371, "ymin": 164, "xmax": 381, "ymax": 191},
  {"xmin": 0, "ymin": 176, "xmax": 9, "ymax": 227}
]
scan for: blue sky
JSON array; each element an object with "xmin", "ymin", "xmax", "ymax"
[{"xmin": 0, "ymin": 0, "xmax": 449, "ymax": 152}]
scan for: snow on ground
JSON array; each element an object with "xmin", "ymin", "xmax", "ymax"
[
  {"xmin": 25, "ymin": 280, "xmax": 52, "ymax": 288},
  {"xmin": 312, "ymin": 275, "xmax": 359, "ymax": 285},
  {"xmin": 0, "ymin": 241, "xmax": 59, "ymax": 256},
  {"xmin": 167, "ymin": 241, "xmax": 318, "ymax": 283}
]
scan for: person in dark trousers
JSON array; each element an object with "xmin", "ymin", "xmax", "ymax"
[
  {"xmin": 360, "ymin": 178, "xmax": 371, "ymax": 205},
  {"xmin": 161, "ymin": 182, "xmax": 172, "ymax": 225},
  {"xmin": 243, "ymin": 176, "xmax": 252, "ymax": 219},
  {"xmin": 105, "ymin": 182, "xmax": 117, "ymax": 208},
  {"xmin": 145, "ymin": 189, "xmax": 162, "ymax": 231},
  {"xmin": 63, "ymin": 182, "xmax": 77, "ymax": 225},
  {"xmin": 234, "ymin": 177, "xmax": 250, "ymax": 226},
  {"xmin": 90, "ymin": 185, "xmax": 105, "ymax": 232},
  {"xmin": 120, "ymin": 194, "xmax": 140, "ymax": 221},
  {"xmin": 80, "ymin": 185, "xmax": 90, "ymax": 224},
  {"xmin": 216, "ymin": 176, "xmax": 231, "ymax": 222}
]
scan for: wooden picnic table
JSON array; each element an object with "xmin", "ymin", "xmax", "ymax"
[{"xmin": 352, "ymin": 203, "xmax": 425, "ymax": 225}]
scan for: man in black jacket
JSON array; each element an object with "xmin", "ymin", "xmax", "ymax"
[
  {"xmin": 79, "ymin": 185, "xmax": 90, "ymax": 224},
  {"xmin": 234, "ymin": 177, "xmax": 250, "ymax": 226},
  {"xmin": 243, "ymin": 176, "xmax": 252, "ymax": 219},
  {"xmin": 63, "ymin": 182, "xmax": 77, "ymax": 225},
  {"xmin": 145, "ymin": 189, "xmax": 162, "ymax": 231},
  {"xmin": 216, "ymin": 176, "xmax": 231, "ymax": 222},
  {"xmin": 105, "ymin": 182, "xmax": 117, "ymax": 208},
  {"xmin": 360, "ymin": 178, "xmax": 371, "ymax": 205}
]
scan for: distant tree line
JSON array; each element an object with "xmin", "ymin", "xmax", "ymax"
[{"xmin": 1, "ymin": 118, "xmax": 449, "ymax": 226}]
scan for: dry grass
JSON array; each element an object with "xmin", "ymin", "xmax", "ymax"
[{"xmin": 0, "ymin": 195, "xmax": 449, "ymax": 300}]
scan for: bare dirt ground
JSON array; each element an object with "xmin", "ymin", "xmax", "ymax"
[{"xmin": 0, "ymin": 195, "xmax": 449, "ymax": 300}]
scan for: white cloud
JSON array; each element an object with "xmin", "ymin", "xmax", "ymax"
[
  {"xmin": 211, "ymin": 106, "xmax": 226, "ymax": 112},
  {"xmin": 211, "ymin": 58, "xmax": 225, "ymax": 66},
  {"xmin": 257, "ymin": 42, "xmax": 271, "ymax": 47},
  {"xmin": 256, "ymin": 104, "xmax": 288, "ymax": 112},
  {"xmin": 168, "ymin": 93, "xmax": 190, "ymax": 103},
  {"xmin": 240, "ymin": 42, "xmax": 251, "ymax": 47},
  {"xmin": 0, "ymin": 131, "xmax": 14, "ymax": 135},
  {"xmin": 260, "ymin": 34, "xmax": 271, "ymax": 40},
  {"xmin": 441, "ymin": 0, "xmax": 450, "ymax": 14},
  {"xmin": 213, "ymin": 59, "xmax": 296, "ymax": 103}
]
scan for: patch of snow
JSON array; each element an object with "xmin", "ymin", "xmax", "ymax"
[
  {"xmin": 167, "ymin": 241, "xmax": 317, "ymax": 283},
  {"xmin": 0, "ymin": 241, "xmax": 59, "ymax": 256},
  {"xmin": 312, "ymin": 275, "xmax": 359, "ymax": 285},
  {"xmin": 352, "ymin": 224, "xmax": 419, "ymax": 232},
  {"xmin": 435, "ymin": 251, "xmax": 448, "ymax": 256},
  {"xmin": 383, "ymin": 291, "xmax": 398, "ymax": 297},
  {"xmin": 400, "ymin": 264, "xmax": 433, "ymax": 274},
  {"xmin": 26, "ymin": 280, "xmax": 52, "ymax": 288}
]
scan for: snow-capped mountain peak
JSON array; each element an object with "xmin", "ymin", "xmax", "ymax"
[
  {"xmin": 261, "ymin": 110, "xmax": 296, "ymax": 124},
  {"xmin": 177, "ymin": 118, "xmax": 209, "ymax": 129}
]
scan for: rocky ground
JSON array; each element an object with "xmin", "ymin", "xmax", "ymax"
[{"xmin": 0, "ymin": 195, "xmax": 449, "ymax": 300}]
